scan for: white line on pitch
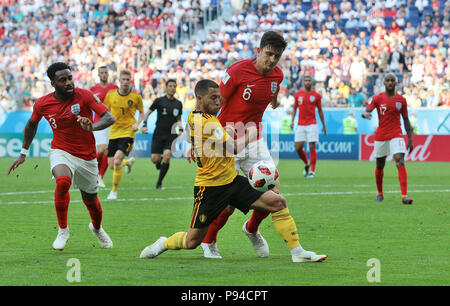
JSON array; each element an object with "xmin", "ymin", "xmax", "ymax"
[
  {"xmin": 1, "ymin": 189, "xmax": 449, "ymax": 205},
  {"xmin": 1, "ymin": 184, "xmax": 448, "ymax": 197}
]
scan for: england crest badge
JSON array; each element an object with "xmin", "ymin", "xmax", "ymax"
[
  {"xmin": 396, "ymin": 102, "xmax": 402, "ymax": 110},
  {"xmin": 271, "ymin": 82, "xmax": 278, "ymax": 94},
  {"xmin": 71, "ymin": 104, "xmax": 81, "ymax": 116}
]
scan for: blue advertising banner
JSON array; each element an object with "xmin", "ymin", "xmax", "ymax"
[
  {"xmin": 129, "ymin": 133, "xmax": 359, "ymax": 160},
  {"xmin": 267, "ymin": 134, "xmax": 359, "ymax": 160}
]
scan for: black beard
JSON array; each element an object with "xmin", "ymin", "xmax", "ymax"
[{"xmin": 57, "ymin": 89, "xmax": 75, "ymax": 100}]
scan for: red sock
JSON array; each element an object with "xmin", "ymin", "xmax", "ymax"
[
  {"xmin": 296, "ymin": 148, "xmax": 309, "ymax": 165},
  {"xmin": 310, "ymin": 149, "xmax": 317, "ymax": 172},
  {"xmin": 246, "ymin": 209, "xmax": 270, "ymax": 233},
  {"xmin": 83, "ymin": 197, "xmax": 103, "ymax": 229},
  {"xmin": 202, "ymin": 209, "xmax": 234, "ymax": 243},
  {"xmin": 98, "ymin": 153, "xmax": 108, "ymax": 178},
  {"xmin": 397, "ymin": 165, "xmax": 408, "ymax": 197},
  {"xmin": 55, "ymin": 176, "xmax": 72, "ymax": 229},
  {"xmin": 375, "ymin": 168, "xmax": 384, "ymax": 195}
]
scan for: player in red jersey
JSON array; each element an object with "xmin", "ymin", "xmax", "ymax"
[
  {"xmin": 198, "ymin": 31, "xmax": 288, "ymax": 259},
  {"xmin": 290, "ymin": 75, "xmax": 327, "ymax": 178},
  {"xmin": 362, "ymin": 73, "xmax": 414, "ymax": 204},
  {"xmin": 8, "ymin": 62, "xmax": 116, "ymax": 250},
  {"xmin": 89, "ymin": 65, "xmax": 118, "ymax": 188}
]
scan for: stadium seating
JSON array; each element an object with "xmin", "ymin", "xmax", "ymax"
[{"xmin": 0, "ymin": 0, "xmax": 448, "ymax": 115}]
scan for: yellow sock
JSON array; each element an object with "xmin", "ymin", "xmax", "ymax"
[
  {"xmin": 163, "ymin": 232, "xmax": 188, "ymax": 250},
  {"xmin": 272, "ymin": 208, "xmax": 300, "ymax": 250},
  {"xmin": 121, "ymin": 159, "xmax": 130, "ymax": 167},
  {"xmin": 112, "ymin": 164, "xmax": 123, "ymax": 192}
]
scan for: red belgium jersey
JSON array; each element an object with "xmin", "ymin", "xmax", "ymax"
[
  {"xmin": 367, "ymin": 92, "xmax": 409, "ymax": 141},
  {"xmin": 31, "ymin": 88, "xmax": 109, "ymax": 160},
  {"xmin": 293, "ymin": 89, "xmax": 322, "ymax": 126},
  {"xmin": 89, "ymin": 83, "xmax": 118, "ymax": 123},
  {"xmin": 218, "ymin": 58, "xmax": 284, "ymax": 138}
]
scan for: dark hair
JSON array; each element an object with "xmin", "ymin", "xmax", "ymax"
[
  {"xmin": 47, "ymin": 62, "xmax": 71, "ymax": 80},
  {"xmin": 166, "ymin": 79, "xmax": 177, "ymax": 86},
  {"xmin": 259, "ymin": 31, "xmax": 287, "ymax": 53},
  {"xmin": 194, "ymin": 79, "xmax": 219, "ymax": 97}
]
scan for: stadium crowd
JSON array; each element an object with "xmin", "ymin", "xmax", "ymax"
[{"xmin": 0, "ymin": 0, "xmax": 449, "ymax": 114}]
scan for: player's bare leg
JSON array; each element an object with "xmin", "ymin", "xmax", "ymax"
[
  {"xmin": 52, "ymin": 164, "xmax": 73, "ymax": 250},
  {"xmin": 151, "ymin": 153, "xmax": 162, "ymax": 170},
  {"xmin": 375, "ymin": 157, "xmax": 386, "ymax": 202},
  {"xmin": 393, "ymin": 153, "xmax": 413, "ymax": 204}
]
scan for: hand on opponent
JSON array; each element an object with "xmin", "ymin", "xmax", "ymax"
[{"xmin": 77, "ymin": 115, "xmax": 93, "ymax": 131}]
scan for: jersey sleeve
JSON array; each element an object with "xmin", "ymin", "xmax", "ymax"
[
  {"xmin": 103, "ymin": 92, "xmax": 112, "ymax": 109},
  {"xmin": 31, "ymin": 100, "xmax": 43, "ymax": 123},
  {"xmin": 136, "ymin": 94, "xmax": 144, "ymax": 112},
  {"xmin": 316, "ymin": 93, "xmax": 322, "ymax": 109},
  {"xmin": 219, "ymin": 66, "xmax": 237, "ymax": 101},
  {"xmin": 86, "ymin": 90, "xmax": 108, "ymax": 117},
  {"xmin": 278, "ymin": 68, "xmax": 284, "ymax": 83},
  {"xmin": 293, "ymin": 92, "xmax": 298, "ymax": 109},
  {"xmin": 367, "ymin": 95, "xmax": 377, "ymax": 111},
  {"xmin": 177, "ymin": 101, "xmax": 183, "ymax": 118},
  {"xmin": 401, "ymin": 97, "xmax": 409, "ymax": 118},
  {"xmin": 206, "ymin": 117, "xmax": 230, "ymax": 143},
  {"xmin": 150, "ymin": 98, "xmax": 159, "ymax": 111}
]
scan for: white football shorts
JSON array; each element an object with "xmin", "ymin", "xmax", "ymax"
[
  {"xmin": 294, "ymin": 124, "xmax": 319, "ymax": 143},
  {"xmin": 93, "ymin": 127, "xmax": 110, "ymax": 146},
  {"xmin": 374, "ymin": 137, "xmax": 407, "ymax": 158},
  {"xmin": 234, "ymin": 138, "xmax": 276, "ymax": 177},
  {"xmin": 49, "ymin": 149, "xmax": 99, "ymax": 194}
]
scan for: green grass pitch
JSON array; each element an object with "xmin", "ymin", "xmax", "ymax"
[{"xmin": 0, "ymin": 157, "xmax": 449, "ymax": 286}]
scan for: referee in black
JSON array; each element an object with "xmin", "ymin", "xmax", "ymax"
[{"xmin": 142, "ymin": 79, "xmax": 183, "ymax": 189}]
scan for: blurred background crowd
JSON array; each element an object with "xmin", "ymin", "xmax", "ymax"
[{"xmin": 0, "ymin": 0, "xmax": 449, "ymax": 115}]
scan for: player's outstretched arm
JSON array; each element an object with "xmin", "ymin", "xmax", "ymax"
[
  {"xmin": 403, "ymin": 116, "xmax": 414, "ymax": 152},
  {"xmin": 132, "ymin": 110, "xmax": 146, "ymax": 132},
  {"xmin": 290, "ymin": 103, "xmax": 297, "ymax": 130},
  {"xmin": 92, "ymin": 110, "xmax": 116, "ymax": 131},
  {"xmin": 361, "ymin": 107, "xmax": 372, "ymax": 120},
  {"xmin": 318, "ymin": 105, "xmax": 327, "ymax": 135},
  {"xmin": 8, "ymin": 119, "xmax": 38, "ymax": 175}
]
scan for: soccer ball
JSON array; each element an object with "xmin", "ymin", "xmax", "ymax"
[{"xmin": 248, "ymin": 161, "xmax": 279, "ymax": 191}]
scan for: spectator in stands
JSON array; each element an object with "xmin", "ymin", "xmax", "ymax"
[
  {"xmin": 441, "ymin": 89, "xmax": 450, "ymax": 107},
  {"xmin": 415, "ymin": 0, "xmax": 429, "ymax": 17},
  {"xmin": 389, "ymin": 47, "xmax": 408, "ymax": 73},
  {"xmin": 425, "ymin": 89, "xmax": 440, "ymax": 107},
  {"xmin": 1, "ymin": 0, "xmax": 449, "ymax": 115},
  {"xmin": 348, "ymin": 87, "xmax": 366, "ymax": 107}
]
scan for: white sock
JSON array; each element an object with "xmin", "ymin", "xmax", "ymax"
[{"xmin": 290, "ymin": 245, "xmax": 305, "ymax": 255}]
